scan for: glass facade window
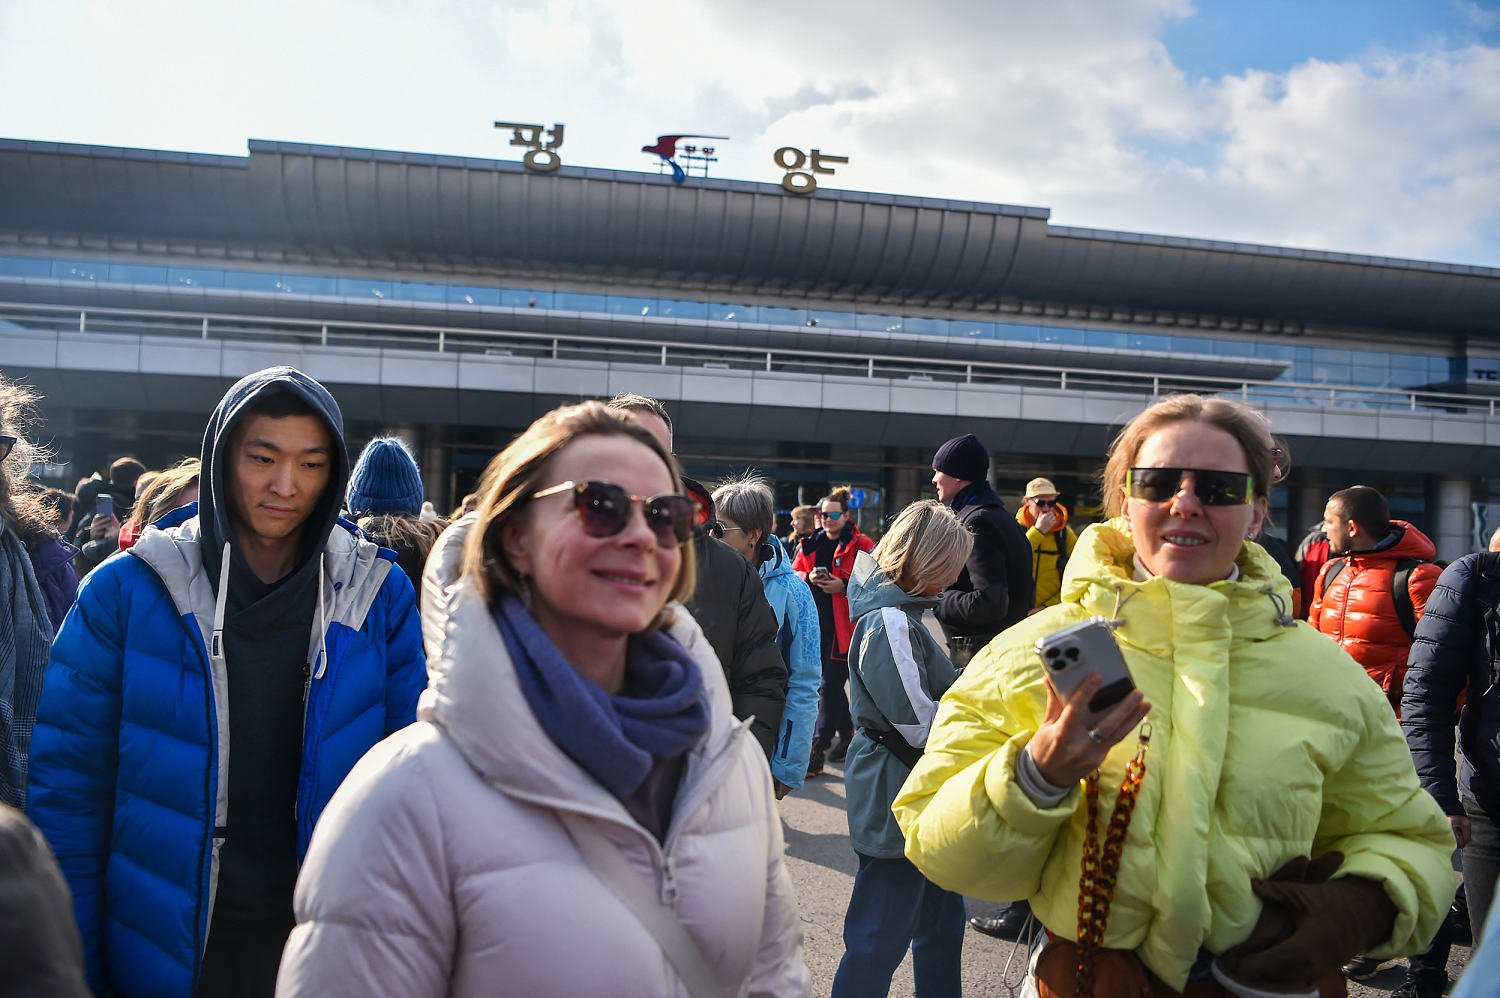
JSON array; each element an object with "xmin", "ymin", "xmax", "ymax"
[
  {"xmin": 7, "ymin": 249, "xmax": 1465, "ymax": 407},
  {"xmin": 0, "ymin": 255, "xmax": 51, "ymax": 276},
  {"xmin": 278, "ymin": 274, "xmax": 338, "ymax": 295},
  {"xmin": 710, "ymin": 302, "xmax": 758, "ymax": 323},
  {"xmin": 808, "ymin": 309, "xmax": 857, "ymax": 330},
  {"xmin": 1085, "ymin": 329, "xmax": 1128, "ymax": 349},
  {"xmin": 169, "ymin": 266, "xmax": 225, "ymax": 288},
  {"xmin": 51, "ymin": 260, "xmax": 102, "ymax": 281},
  {"xmin": 553, "ymin": 291, "xmax": 604, "ymax": 312},
  {"xmin": 1039, "ymin": 326, "xmax": 1084, "ymax": 345},
  {"xmin": 226, "ymin": 269, "xmax": 282, "ymax": 292},
  {"xmin": 953, "ymin": 320, "xmax": 996, "ymax": 339},
  {"xmin": 659, "ymin": 298, "xmax": 708, "ymax": 320},
  {"xmin": 856, "ymin": 313, "xmax": 903, "ymax": 333},
  {"xmin": 904, "ymin": 316, "xmax": 950, "ymax": 336},
  {"xmin": 336, "ymin": 277, "xmax": 392, "ymax": 299},
  {"xmin": 500, "ymin": 288, "xmax": 549, "ymax": 308},
  {"xmin": 108, "ymin": 263, "xmax": 169, "ymax": 284},
  {"xmin": 453, "ymin": 285, "xmax": 501, "ymax": 307},
  {"xmin": 762, "ymin": 306, "xmax": 807, "ymax": 326},
  {"xmin": 608, "ymin": 295, "xmax": 655, "ymax": 317},
  {"xmin": 394, "ymin": 281, "xmax": 449, "ymax": 302}
]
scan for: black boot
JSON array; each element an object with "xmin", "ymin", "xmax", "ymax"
[{"xmin": 969, "ymin": 900, "xmax": 1033, "ymax": 941}]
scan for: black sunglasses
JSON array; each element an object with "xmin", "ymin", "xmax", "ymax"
[
  {"xmin": 1030, "ymin": 498, "xmax": 1059, "ymax": 508},
  {"xmin": 1127, "ymin": 467, "xmax": 1253, "ymax": 507},
  {"xmin": 0, "ymin": 435, "xmax": 14, "ymax": 462},
  {"xmin": 532, "ymin": 480, "xmax": 695, "ymax": 546}
]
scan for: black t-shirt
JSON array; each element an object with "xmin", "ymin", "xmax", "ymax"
[
  {"xmin": 212, "ymin": 555, "xmax": 319, "ymax": 929},
  {"xmin": 804, "ymin": 531, "xmax": 841, "ymax": 628}
]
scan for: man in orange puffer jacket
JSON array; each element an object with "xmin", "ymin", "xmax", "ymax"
[{"xmin": 1308, "ymin": 485, "xmax": 1442, "ymax": 716}]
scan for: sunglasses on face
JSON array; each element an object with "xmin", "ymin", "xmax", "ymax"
[
  {"xmin": 0, "ymin": 435, "xmax": 14, "ymax": 462},
  {"xmin": 821, "ymin": 510, "xmax": 844, "ymax": 521},
  {"xmin": 1126, "ymin": 467, "xmax": 1253, "ymax": 507},
  {"xmin": 532, "ymin": 480, "xmax": 695, "ymax": 546},
  {"xmin": 1030, "ymin": 498, "xmax": 1058, "ymax": 508}
]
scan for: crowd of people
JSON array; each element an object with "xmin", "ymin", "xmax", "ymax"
[{"xmin": 0, "ymin": 363, "xmax": 1496, "ymax": 998}]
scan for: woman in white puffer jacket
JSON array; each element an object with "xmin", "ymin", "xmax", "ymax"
[{"xmin": 276, "ymin": 401, "xmax": 809, "ymax": 998}]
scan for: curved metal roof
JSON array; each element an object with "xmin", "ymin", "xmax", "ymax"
[{"xmin": 0, "ymin": 137, "xmax": 1496, "ymax": 336}]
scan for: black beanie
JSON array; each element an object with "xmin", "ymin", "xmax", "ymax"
[{"xmin": 932, "ymin": 433, "xmax": 989, "ymax": 484}]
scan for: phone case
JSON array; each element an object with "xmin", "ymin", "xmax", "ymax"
[{"xmin": 1034, "ymin": 617, "xmax": 1136, "ymax": 717}]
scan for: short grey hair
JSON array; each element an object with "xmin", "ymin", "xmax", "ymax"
[
  {"xmin": 606, "ymin": 393, "xmax": 672, "ymax": 434},
  {"xmin": 712, "ymin": 474, "xmax": 775, "ymax": 544}
]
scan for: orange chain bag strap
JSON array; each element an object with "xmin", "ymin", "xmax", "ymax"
[{"xmin": 1075, "ymin": 723, "xmax": 1152, "ymax": 998}]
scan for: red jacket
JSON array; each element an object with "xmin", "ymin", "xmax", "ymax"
[
  {"xmin": 1308, "ymin": 519, "xmax": 1442, "ymax": 711},
  {"xmin": 793, "ymin": 524, "xmax": 874, "ymax": 658}
]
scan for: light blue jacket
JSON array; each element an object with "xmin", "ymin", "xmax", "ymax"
[
  {"xmin": 760, "ymin": 544, "xmax": 821, "ymax": 789},
  {"xmin": 844, "ymin": 551, "xmax": 957, "ymax": 858},
  {"xmin": 26, "ymin": 505, "xmax": 426, "ymax": 998}
]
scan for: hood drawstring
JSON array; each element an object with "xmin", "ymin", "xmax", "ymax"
[
  {"xmin": 1106, "ymin": 583, "xmax": 1142, "ymax": 630},
  {"xmin": 311, "ymin": 556, "xmax": 329, "ymax": 680},
  {"xmin": 210, "ymin": 541, "xmax": 231, "ymax": 667},
  {"xmin": 1261, "ymin": 587, "xmax": 1296, "ymax": 627}
]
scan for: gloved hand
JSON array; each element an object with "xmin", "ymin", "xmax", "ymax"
[{"xmin": 1217, "ymin": 852, "xmax": 1397, "ymax": 992}]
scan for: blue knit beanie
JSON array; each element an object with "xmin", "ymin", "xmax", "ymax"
[{"xmin": 347, "ymin": 436, "xmax": 423, "ymax": 516}]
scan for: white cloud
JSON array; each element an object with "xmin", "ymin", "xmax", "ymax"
[{"xmin": 0, "ymin": 0, "xmax": 1496, "ymax": 265}]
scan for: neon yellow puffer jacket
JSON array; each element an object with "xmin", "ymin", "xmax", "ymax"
[{"xmin": 893, "ymin": 521, "xmax": 1453, "ymax": 991}]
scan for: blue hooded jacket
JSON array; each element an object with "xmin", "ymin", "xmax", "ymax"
[
  {"xmin": 27, "ymin": 367, "xmax": 427, "ymax": 998},
  {"xmin": 758, "ymin": 543, "xmax": 821, "ymax": 789}
]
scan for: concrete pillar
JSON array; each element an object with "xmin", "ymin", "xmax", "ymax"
[
  {"xmin": 419, "ymin": 424, "xmax": 450, "ymax": 513},
  {"xmin": 1426, "ymin": 475, "xmax": 1473, "ymax": 561},
  {"xmin": 1291, "ymin": 468, "xmax": 1327, "ymax": 545}
]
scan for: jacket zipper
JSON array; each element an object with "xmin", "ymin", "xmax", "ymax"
[{"xmin": 657, "ymin": 719, "xmax": 753, "ymax": 902}]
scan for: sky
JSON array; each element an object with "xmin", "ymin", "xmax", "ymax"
[{"xmin": 2, "ymin": 0, "xmax": 1498, "ymax": 267}]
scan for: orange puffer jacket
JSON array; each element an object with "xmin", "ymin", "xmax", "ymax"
[{"xmin": 1308, "ymin": 520, "xmax": 1442, "ymax": 710}]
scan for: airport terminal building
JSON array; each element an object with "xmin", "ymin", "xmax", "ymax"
[{"xmin": 1, "ymin": 136, "xmax": 1498, "ymax": 556}]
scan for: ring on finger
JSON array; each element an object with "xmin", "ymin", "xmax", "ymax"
[{"xmin": 1087, "ymin": 728, "xmax": 1103, "ymax": 744}]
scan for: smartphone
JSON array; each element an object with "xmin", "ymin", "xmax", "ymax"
[
  {"xmin": 1035, "ymin": 617, "xmax": 1135, "ymax": 718},
  {"xmin": 95, "ymin": 494, "xmax": 114, "ymax": 521},
  {"xmin": 810, "ymin": 566, "xmax": 831, "ymax": 580}
]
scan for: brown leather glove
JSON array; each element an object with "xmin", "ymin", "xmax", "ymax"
[{"xmin": 1217, "ymin": 852, "xmax": 1397, "ymax": 992}]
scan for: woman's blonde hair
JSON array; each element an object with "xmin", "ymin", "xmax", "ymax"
[
  {"xmin": 873, "ymin": 499, "xmax": 973, "ymax": 595},
  {"xmin": 460, "ymin": 401, "xmax": 696, "ymax": 621},
  {"xmin": 1101, "ymin": 394, "xmax": 1286, "ymax": 521},
  {"xmin": 130, "ymin": 458, "xmax": 201, "ymax": 531}
]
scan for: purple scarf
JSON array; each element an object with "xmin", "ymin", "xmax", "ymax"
[{"xmin": 493, "ymin": 595, "xmax": 711, "ymax": 799}]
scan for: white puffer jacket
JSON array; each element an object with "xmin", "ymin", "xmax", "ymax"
[{"xmin": 277, "ymin": 519, "xmax": 810, "ymax": 998}]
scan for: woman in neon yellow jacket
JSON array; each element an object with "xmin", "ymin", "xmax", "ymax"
[{"xmin": 893, "ymin": 394, "xmax": 1454, "ymax": 996}]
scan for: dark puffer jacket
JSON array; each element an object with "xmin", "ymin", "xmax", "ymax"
[
  {"xmin": 1401, "ymin": 552, "xmax": 1500, "ymax": 822},
  {"xmin": 686, "ymin": 532, "xmax": 787, "ymax": 760},
  {"xmin": 935, "ymin": 481, "xmax": 1034, "ymax": 653}
]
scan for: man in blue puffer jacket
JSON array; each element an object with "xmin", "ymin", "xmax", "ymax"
[{"xmin": 27, "ymin": 367, "xmax": 426, "ymax": 998}]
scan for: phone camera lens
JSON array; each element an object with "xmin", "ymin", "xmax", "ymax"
[{"xmin": 1064, "ymin": 646, "xmax": 1081, "ymax": 662}]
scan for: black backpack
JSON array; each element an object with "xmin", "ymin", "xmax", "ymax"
[{"xmin": 1321, "ymin": 556, "xmax": 1431, "ymax": 640}]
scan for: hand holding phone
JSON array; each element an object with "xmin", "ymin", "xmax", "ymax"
[
  {"xmin": 1027, "ymin": 617, "xmax": 1151, "ymax": 786},
  {"xmin": 1035, "ymin": 617, "xmax": 1136, "ymax": 722},
  {"xmin": 95, "ymin": 494, "xmax": 114, "ymax": 521}
]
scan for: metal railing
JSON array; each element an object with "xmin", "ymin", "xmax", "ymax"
[{"xmin": 2, "ymin": 300, "xmax": 1495, "ymax": 416}]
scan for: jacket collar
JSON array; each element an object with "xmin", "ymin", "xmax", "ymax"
[
  {"xmin": 949, "ymin": 479, "xmax": 998, "ymax": 513},
  {"xmin": 1063, "ymin": 521, "xmax": 1296, "ymax": 659}
]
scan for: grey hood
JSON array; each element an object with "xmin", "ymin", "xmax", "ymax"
[
  {"xmin": 847, "ymin": 550, "xmax": 940, "ymax": 619},
  {"xmin": 198, "ymin": 366, "xmax": 349, "ymax": 591}
]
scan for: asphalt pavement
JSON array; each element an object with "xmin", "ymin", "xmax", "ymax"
[{"xmin": 778, "ymin": 759, "xmax": 1472, "ymax": 997}]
